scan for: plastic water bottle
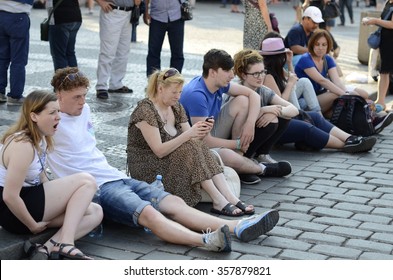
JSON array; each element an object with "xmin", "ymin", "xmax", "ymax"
[
  {"xmin": 89, "ymin": 189, "xmax": 104, "ymax": 238},
  {"xmin": 151, "ymin": 174, "xmax": 164, "ymax": 190}
]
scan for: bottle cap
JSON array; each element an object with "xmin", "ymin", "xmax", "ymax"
[{"xmin": 156, "ymin": 174, "xmax": 162, "ymax": 180}]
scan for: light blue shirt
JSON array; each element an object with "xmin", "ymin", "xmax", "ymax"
[{"xmin": 150, "ymin": 0, "xmax": 181, "ymax": 23}]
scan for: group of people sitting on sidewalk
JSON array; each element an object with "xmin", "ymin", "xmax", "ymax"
[{"xmin": 1, "ymin": 6, "xmax": 392, "ymax": 261}]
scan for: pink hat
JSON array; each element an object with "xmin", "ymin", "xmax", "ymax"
[{"xmin": 259, "ymin": 38, "xmax": 290, "ymax": 56}]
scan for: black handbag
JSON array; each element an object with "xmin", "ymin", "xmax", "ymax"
[
  {"xmin": 179, "ymin": 0, "xmax": 193, "ymax": 21},
  {"xmin": 367, "ymin": 7, "xmax": 393, "ymax": 49},
  {"xmin": 323, "ymin": 2, "xmax": 340, "ymax": 20},
  {"xmin": 40, "ymin": 0, "xmax": 64, "ymax": 41},
  {"xmin": 130, "ymin": 5, "xmax": 141, "ymax": 24}
]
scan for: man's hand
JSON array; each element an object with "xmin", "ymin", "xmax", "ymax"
[{"xmin": 96, "ymin": 0, "xmax": 114, "ymax": 13}]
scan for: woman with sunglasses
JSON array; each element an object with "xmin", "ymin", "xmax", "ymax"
[
  {"xmin": 0, "ymin": 90, "xmax": 103, "ymax": 260},
  {"xmin": 127, "ymin": 68, "xmax": 254, "ymax": 217},
  {"xmin": 234, "ymin": 49, "xmax": 377, "ymax": 153}
]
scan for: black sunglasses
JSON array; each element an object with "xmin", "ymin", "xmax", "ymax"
[{"xmin": 163, "ymin": 68, "xmax": 180, "ymax": 80}]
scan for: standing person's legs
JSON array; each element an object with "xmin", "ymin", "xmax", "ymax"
[
  {"xmin": 0, "ymin": 11, "xmax": 11, "ymax": 98},
  {"xmin": 7, "ymin": 12, "xmax": 29, "ymax": 100},
  {"xmin": 65, "ymin": 22, "xmax": 82, "ymax": 68},
  {"xmin": 377, "ymin": 73, "xmax": 390, "ymax": 107},
  {"xmin": 96, "ymin": 10, "xmax": 122, "ymax": 91},
  {"xmin": 167, "ymin": 19, "xmax": 185, "ymax": 73},
  {"xmin": 346, "ymin": 0, "xmax": 354, "ymax": 23},
  {"xmin": 146, "ymin": 19, "xmax": 167, "ymax": 77},
  {"xmin": 339, "ymin": 0, "xmax": 346, "ymax": 25},
  {"xmin": 109, "ymin": 12, "xmax": 132, "ymax": 90}
]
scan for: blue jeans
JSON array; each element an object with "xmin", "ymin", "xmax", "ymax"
[
  {"xmin": 99, "ymin": 178, "xmax": 170, "ymax": 227},
  {"xmin": 48, "ymin": 22, "xmax": 81, "ymax": 71},
  {"xmin": 0, "ymin": 11, "xmax": 30, "ymax": 99},
  {"xmin": 146, "ymin": 18, "xmax": 184, "ymax": 77}
]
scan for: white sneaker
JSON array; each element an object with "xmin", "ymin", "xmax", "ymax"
[
  {"xmin": 255, "ymin": 154, "xmax": 277, "ymax": 163},
  {"xmin": 202, "ymin": 225, "xmax": 231, "ymax": 252}
]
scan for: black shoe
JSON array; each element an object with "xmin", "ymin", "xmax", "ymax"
[
  {"xmin": 338, "ymin": 23, "xmax": 345, "ymax": 26},
  {"xmin": 239, "ymin": 174, "xmax": 261, "ymax": 185},
  {"xmin": 260, "ymin": 161, "xmax": 292, "ymax": 177},
  {"xmin": 342, "ymin": 136, "xmax": 377, "ymax": 153},
  {"xmin": 373, "ymin": 112, "xmax": 393, "ymax": 134},
  {"xmin": 96, "ymin": 89, "xmax": 109, "ymax": 99}
]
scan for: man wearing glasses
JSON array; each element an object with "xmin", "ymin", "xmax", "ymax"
[
  {"xmin": 46, "ymin": 67, "xmax": 280, "ymax": 253},
  {"xmin": 284, "ymin": 6, "xmax": 324, "ymax": 68},
  {"xmin": 180, "ymin": 49, "xmax": 292, "ymax": 185}
]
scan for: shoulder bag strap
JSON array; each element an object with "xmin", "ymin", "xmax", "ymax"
[{"xmin": 47, "ymin": 0, "xmax": 66, "ymax": 22}]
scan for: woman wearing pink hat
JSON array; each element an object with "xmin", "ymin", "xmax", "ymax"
[{"xmin": 260, "ymin": 35, "xmax": 322, "ymax": 114}]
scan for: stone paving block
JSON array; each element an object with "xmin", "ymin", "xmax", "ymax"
[
  {"xmin": 362, "ymin": 172, "xmax": 393, "ymax": 180},
  {"xmin": 368, "ymin": 199, "xmax": 393, "ymax": 208},
  {"xmin": 324, "ymin": 169, "xmax": 363, "ymax": 176},
  {"xmin": 324, "ymin": 193, "xmax": 369, "ymax": 204},
  {"xmin": 359, "ymin": 222, "xmax": 393, "ymax": 233},
  {"xmin": 381, "ymin": 193, "xmax": 393, "ymax": 200},
  {"xmin": 308, "ymin": 183, "xmax": 346, "ymax": 194},
  {"xmin": 254, "ymin": 193, "xmax": 298, "ymax": 203},
  {"xmin": 313, "ymin": 162, "xmax": 351, "ymax": 169},
  {"xmin": 187, "ymin": 248, "xmax": 242, "ymax": 260},
  {"xmin": 359, "ymin": 252, "xmax": 393, "ymax": 260},
  {"xmin": 290, "ymin": 189, "xmax": 325, "ymax": 199},
  {"xmin": 279, "ymin": 249, "xmax": 327, "ymax": 260},
  {"xmin": 295, "ymin": 171, "xmax": 334, "ymax": 180},
  {"xmin": 310, "ymin": 207, "xmax": 353, "ymax": 218},
  {"xmin": 310, "ymin": 244, "xmax": 362, "ymax": 259},
  {"xmin": 140, "ymin": 251, "xmax": 194, "ymax": 260},
  {"xmin": 349, "ymin": 165, "xmax": 390, "ymax": 173},
  {"xmin": 331, "ymin": 175, "xmax": 368, "ymax": 183},
  {"xmin": 309, "ymin": 179, "xmax": 344, "ymax": 187},
  {"xmin": 370, "ymin": 232, "xmax": 393, "ymax": 244},
  {"xmin": 305, "ymin": 166, "xmax": 326, "ymax": 173},
  {"xmin": 247, "ymin": 198, "xmax": 279, "ymax": 209},
  {"xmin": 296, "ymin": 198, "xmax": 336, "ymax": 208},
  {"xmin": 340, "ymin": 182, "xmax": 376, "ymax": 191},
  {"xmin": 298, "ymin": 232, "xmax": 346, "ymax": 245},
  {"xmin": 369, "ymin": 178, "xmax": 393, "ymax": 187},
  {"xmin": 377, "ymin": 186, "xmax": 393, "ymax": 194},
  {"xmin": 374, "ymin": 163, "xmax": 393, "ymax": 170},
  {"xmin": 261, "ymin": 236, "xmax": 312, "ymax": 251},
  {"xmin": 238, "ymin": 254, "xmax": 276, "ymax": 260},
  {"xmin": 312, "ymin": 217, "xmax": 361, "ymax": 228},
  {"xmin": 275, "ymin": 180, "xmax": 310, "ymax": 189},
  {"xmin": 231, "ymin": 241, "xmax": 281, "ymax": 258},
  {"xmin": 352, "ymin": 213, "xmax": 392, "ymax": 224},
  {"xmin": 269, "ymin": 226, "xmax": 302, "ymax": 239},
  {"xmin": 346, "ymin": 239, "xmax": 393, "ymax": 254},
  {"xmin": 346, "ymin": 190, "xmax": 382, "ymax": 199},
  {"xmin": 285, "ymin": 220, "xmax": 329, "ymax": 232},
  {"xmin": 277, "ymin": 202, "xmax": 313, "ymax": 213},
  {"xmin": 325, "ymin": 226, "xmax": 373, "ymax": 239},
  {"xmin": 333, "ymin": 203, "xmax": 374, "ymax": 214},
  {"xmin": 283, "ymin": 176, "xmax": 314, "ymax": 184},
  {"xmin": 266, "ymin": 187, "xmax": 295, "ymax": 195},
  {"xmin": 77, "ymin": 241, "xmax": 143, "ymax": 260},
  {"xmin": 372, "ymin": 207, "xmax": 393, "ymax": 217},
  {"xmin": 279, "ymin": 211, "xmax": 315, "ymax": 222}
]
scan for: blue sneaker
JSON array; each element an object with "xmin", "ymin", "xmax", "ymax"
[{"xmin": 234, "ymin": 209, "xmax": 279, "ymax": 242}]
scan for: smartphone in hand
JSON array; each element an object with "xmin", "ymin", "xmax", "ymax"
[{"xmin": 205, "ymin": 117, "xmax": 213, "ymax": 122}]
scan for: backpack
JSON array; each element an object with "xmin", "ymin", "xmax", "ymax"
[{"xmin": 330, "ymin": 95, "xmax": 375, "ymax": 136}]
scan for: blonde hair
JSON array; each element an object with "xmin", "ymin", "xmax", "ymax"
[
  {"xmin": 1, "ymin": 90, "xmax": 57, "ymax": 152},
  {"xmin": 146, "ymin": 68, "xmax": 185, "ymax": 99}
]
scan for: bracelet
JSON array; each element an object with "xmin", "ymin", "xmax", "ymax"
[{"xmin": 236, "ymin": 138, "xmax": 241, "ymax": 150}]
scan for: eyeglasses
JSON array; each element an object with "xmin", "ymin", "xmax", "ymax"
[
  {"xmin": 163, "ymin": 68, "xmax": 180, "ymax": 80},
  {"xmin": 245, "ymin": 70, "xmax": 268, "ymax": 78},
  {"xmin": 59, "ymin": 71, "xmax": 85, "ymax": 88}
]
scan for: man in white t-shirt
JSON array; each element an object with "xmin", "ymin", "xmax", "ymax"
[{"xmin": 46, "ymin": 67, "xmax": 280, "ymax": 253}]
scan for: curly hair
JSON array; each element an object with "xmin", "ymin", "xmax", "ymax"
[{"xmin": 51, "ymin": 67, "xmax": 90, "ymax": 92}]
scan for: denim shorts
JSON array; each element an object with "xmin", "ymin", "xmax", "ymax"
[{"xmin": 98, "ymin": 178, "xmax": 170, "ymax": 227}]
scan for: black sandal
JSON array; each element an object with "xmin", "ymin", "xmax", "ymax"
[
  {"xmin": 211, "ymin": 203, "xmax": 244, "ymax": 217},
  {"xmin": 49, "ymin": 239, "xmax": 93, "ymax": 260},
  {"xmin": 235, "ymin": 201, "xmax": 255, "ymax": 215},
  {"xmin": 24, "ymin": 240, "xmax": 49, "ymax": 260}
]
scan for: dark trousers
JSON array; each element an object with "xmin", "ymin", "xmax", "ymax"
[
  {"xmin": 245, "ymin": 118, "xmax": 290, "ymax": 158},
  {"xmin": 0, "ymin": 11, "xmax": 30, "ymax": 99},
  {"xmin": 146, "ymin": 18, "xmax": 185, "ymax": 77},
  {"xmin": 49, "ymin": 22, "xmax": 81, "ymax": 71}
]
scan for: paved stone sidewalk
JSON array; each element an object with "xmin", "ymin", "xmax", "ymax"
[{"xmin": 0, "ymin": 2, "xmax": 392, "ymax": 260}]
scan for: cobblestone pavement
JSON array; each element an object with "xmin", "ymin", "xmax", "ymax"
[{"xmin": 0, "ymin": 2, "xmax": 392, "ymax": 260}]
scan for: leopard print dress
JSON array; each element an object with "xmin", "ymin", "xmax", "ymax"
[
  {"xmin": 242, "ymin": 0, "xmax": 269, "ymax": 50},
  {"xmin": 127, "ymin": 98, "xmax": 223, "ymax": 207}
]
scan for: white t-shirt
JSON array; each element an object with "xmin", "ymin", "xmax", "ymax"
[{"xmin": 47, "ymin": 104, "xmax": 126, "ymax": 187}]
